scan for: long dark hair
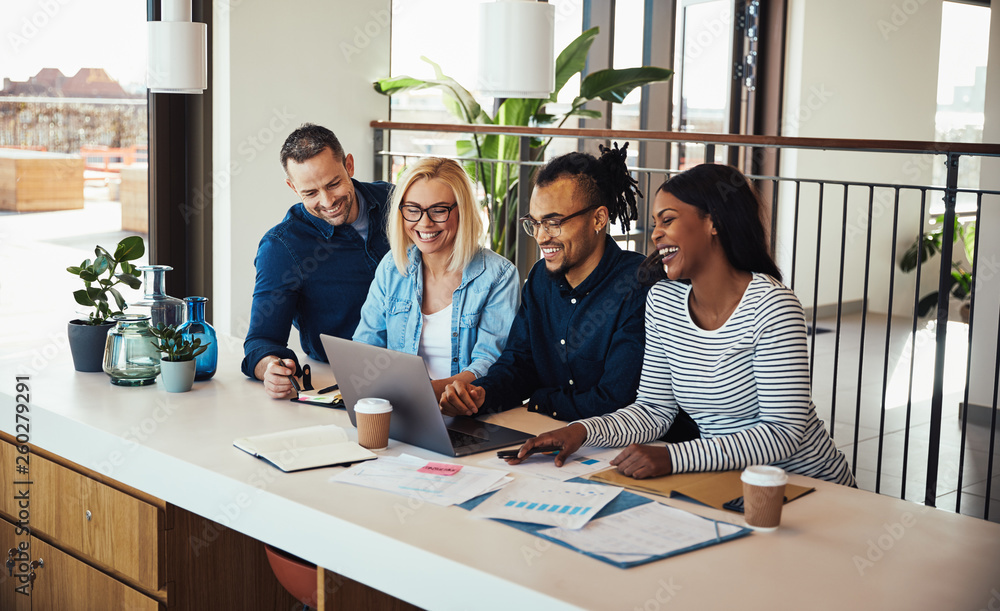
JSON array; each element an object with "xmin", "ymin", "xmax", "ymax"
[
  {"xmin": 535, "ymin": 142, "xmax": 642, "ymax": 233},
  {"xmin": 639, "ymin": 163, "xmax": 781, "ymax": 284}
]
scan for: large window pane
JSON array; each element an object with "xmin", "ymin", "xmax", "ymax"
[{"xmin": 0, "ymin": 1, "xmax": 148, "ymax": 356}]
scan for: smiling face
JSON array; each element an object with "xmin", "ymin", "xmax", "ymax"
[
  {"xmin": 402, "ymin": 177, "xmax": 459, "ymax": 262},
  {"xmin": 285, "ymin": 147, "xmax": 357, "ymax": 226},
  {"xmin": 529, "ymin": 177, "xmax": 607, "ymax": 287},
  {"xmin": 650, "ymin": 190, "xmax": 716, "ymax": 281}
]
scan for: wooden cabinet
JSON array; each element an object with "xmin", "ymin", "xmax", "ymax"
[{"xmin": 0, "ymin": 435, "xmax": 297, "ymax": 610}]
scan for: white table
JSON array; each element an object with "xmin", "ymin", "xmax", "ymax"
[{"xmin": 1, "ymin": 338, "xmax": 999, "ymax": 610}]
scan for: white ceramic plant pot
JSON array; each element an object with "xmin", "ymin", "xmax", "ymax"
[{"xmin": 160, "ymin": 359, "xmax": 196, "ymax": 393}]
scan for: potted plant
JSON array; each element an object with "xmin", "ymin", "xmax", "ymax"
[
  {"xmin": 149, "ymin": 323, "xmax": 210, "ymax": 392},
  {"xmin": 66, "ymin": 236, "xmax": 145, "ymax": 371},
  {"xmin": 899, "ymin": 214, "xmax": 975, "ymax": 323},
  {"xmin": 375, "ymin": 27, "xmax": 673, "ymax": 260}
]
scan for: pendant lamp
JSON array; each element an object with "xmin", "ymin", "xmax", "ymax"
[
  {"xmin": 147, "ymin": 0, "xmax": 207, "ymax": 94},
  {"xmin": 478, "ymin": 0, "xmax": 555, "ymax": 99}
]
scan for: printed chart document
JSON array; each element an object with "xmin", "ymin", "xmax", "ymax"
[
  {"xmin": 538, "ymin": 501, "xmax": 746, "ymax": 564},
  {"xmin": 233, "ymin": 424, "xmax": 376, "ymax": 472},
  {"xmin": 470, "ymin": 479, "xmax": 622, "ymax": 529},
  {"xmin": 479, "ymin": 447, "xmax": 622, "ymax": 481},
  {"xmin": 330, "ymin": 455, "xmax": 509, "ymax": 506}
]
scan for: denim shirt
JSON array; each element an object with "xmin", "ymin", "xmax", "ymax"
[
  {"xmin": 241, "ymin": 180, "xmax": 392, "ymax": 377},
  {"xmin": 475, "ymin": 236, "xmax": 649, "ymax": 421},
  {"xmin": 353, "ymin": 246, "xmax": 520, "ymax": 379}
]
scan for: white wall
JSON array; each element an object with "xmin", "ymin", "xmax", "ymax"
[
  {"xmin": 968, "ymin": 5, "xmax": 1000, "ymax": 410},
  {"xmin": 212, "ymin": 2, "xmax": 391, "ymax": 339},
  {"xmin": 778, "ymin": 0, "xmax": 942, "ymax": 317}
]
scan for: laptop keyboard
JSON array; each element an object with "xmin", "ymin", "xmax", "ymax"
[{"xmin": 448, "ymin": 429, "xmax": 488, "ymax": 447}]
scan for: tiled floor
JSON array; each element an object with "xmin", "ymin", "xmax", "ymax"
[
  {"xmin": 808, "ymin": 311, "xmax": 1000, "ymax": 523},
  {"xmin": 2, "ymin": 195, "xmax": 999, "ymax": 523}
]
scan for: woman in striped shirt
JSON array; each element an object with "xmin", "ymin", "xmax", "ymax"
[{"xmin": 510, "ymin": 163, "xmax": 856, "ymax": 486}]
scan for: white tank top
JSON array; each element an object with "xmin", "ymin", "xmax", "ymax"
[{"xmin": 418, "ymin": 302, "xmax": 454, "ymax": 380}]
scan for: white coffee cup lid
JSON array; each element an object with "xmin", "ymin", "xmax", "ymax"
[
  {"xmin": 741, "ymin": 465, "xmax": 788, "ymax": 486},
  {"xmin": 355, "ymin": 397, "xmax": 392, "ymax": 414}
]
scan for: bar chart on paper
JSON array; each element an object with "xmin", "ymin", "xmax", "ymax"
[{"xmin": 471, "ymin": 479, "xmax": 623, "ymax": 529}]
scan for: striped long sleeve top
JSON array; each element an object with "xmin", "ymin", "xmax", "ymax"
[{"xmin": 578, "ymin": 273, "xmax": 856, "ymax": 486}]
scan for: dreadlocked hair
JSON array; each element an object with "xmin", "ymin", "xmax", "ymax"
[{"xmin": 534, "ymin": 142, "xmax": 643, "ymax": 233}]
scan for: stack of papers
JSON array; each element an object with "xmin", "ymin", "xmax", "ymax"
[
  {"xmin": 330, "ymin": 455, "xmax": 510, "ymax": 506},
  {"xmin": 479, "ymin": 447, "xmax": 622, "ymax": 481},
  {"xmin": 470, "ymin": 479, "xmax": 622, "ymax": 530},
  {"xmin": 539, "ymin": 501, "xmax": 747, "ymax": 565}
]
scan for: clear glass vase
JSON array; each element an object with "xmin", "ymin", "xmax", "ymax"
[
  {"xmin": 177, "ymin": 296, "xmax": 218, "ymax": 381},
  {"xmin": 131, "ymin": 265, "xmax": 185, "ymax": 329},
  {"xmin": 103, "ymin": 314, "xmax": 161, "ymax": 386}
]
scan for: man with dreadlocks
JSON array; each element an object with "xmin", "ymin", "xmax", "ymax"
[{"xmin": 440, "ymin": 143, "xmax": 649, "ymax": 421}]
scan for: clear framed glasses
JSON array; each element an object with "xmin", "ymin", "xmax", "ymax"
[
  {"xmin": 399, "ymin": 203, "xmax": 458, "ymax": 223},
  {"xmin": 520, "ymin": 205, "xmax": 599, "ymax": 238}
]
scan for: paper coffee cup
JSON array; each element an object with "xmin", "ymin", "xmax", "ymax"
[
  {"xmin": 355, "ymin": 398, "xmax": 392, "ymax": 451},
  {"xmin": 740, "ymin": 465, "xmax": 788, "ymax": 531}
]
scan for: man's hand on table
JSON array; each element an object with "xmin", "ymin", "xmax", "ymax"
[
  {"xmin": 504, "ymin": 423, "xmax": 588, "ymax": 467},
  {"xmin": 439, "ymin": 380, "xmax": 485, "ymax": 416},
  {"xmin": 255, "ymin": 356, "xmax": 298, "ymax": 399}
]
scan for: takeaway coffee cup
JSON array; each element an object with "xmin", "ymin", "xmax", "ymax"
[
  {"xmin": 355, "ymin": 398, "xmax": 392, "ymax": 451},
  {"xmin": 740, "ymin": 465, "xmax": 788, "ymax": 531}
]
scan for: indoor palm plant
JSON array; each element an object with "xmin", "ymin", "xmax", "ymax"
[
  {"xmin": 374, "ymin": 27, "xmax": 672, "ymax": 260},
  {"xmin": 149, "ymin": 323, "xmax": 210, "ymax": 392},
  {"xmin": 66, "ymin": 235, "xmax": 145, "ymax": 371},
  {"xmin": 899, "ymin": 214, "xmax": 975, "ymax": 322}
]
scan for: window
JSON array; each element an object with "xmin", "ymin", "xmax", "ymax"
[
  {"xmin": 0, "ymin": 1, "xmax": 149, "ymax": 344},
  {"xmin": 933, "ymin": 0, "xmax": 990, "ymax": 215}
]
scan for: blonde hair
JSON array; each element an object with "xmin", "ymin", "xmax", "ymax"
[{"xmin": 388, "ymin": 157, "xmax": 484, "ymax": 275}]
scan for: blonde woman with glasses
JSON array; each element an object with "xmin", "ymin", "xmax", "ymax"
[{"xmin": 353, "ymin": 157, "xmax": 519, "ymax": 400}]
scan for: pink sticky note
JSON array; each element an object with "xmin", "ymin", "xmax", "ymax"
[{"xmin": 418, "ymin": 462, "xmax": 463, "ymax": 476}]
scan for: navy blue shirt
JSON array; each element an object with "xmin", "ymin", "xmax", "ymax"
[
  {"xmin": 475, "ymin": 236, "xmax": 648, "ymax": 420},
  {"xmin": 241, "ymin": 179, "xmax": 392, "ymax": 377}
]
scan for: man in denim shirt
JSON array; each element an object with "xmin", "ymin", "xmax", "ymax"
[
  {"xmin": 440, "ymin": 146, "xmax": 649, "ymax": 420},
  {"xmin": 241, "ymin": 124, "xmax": 391, "ymax": 398}
]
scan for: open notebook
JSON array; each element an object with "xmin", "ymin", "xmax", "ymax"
[{"xmin": 233, "ymin": 424, "xmax": 376, "ymax": 472}]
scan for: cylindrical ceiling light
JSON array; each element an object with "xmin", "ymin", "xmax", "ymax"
[
  {"xmin": 147, "ymin": 0, "xmax": 207, "ymax": 94},
  {"xmin": 478, "ymin": 0, "xmax": 555, "ymax": 99}
]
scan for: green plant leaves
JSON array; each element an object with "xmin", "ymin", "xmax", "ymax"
[
  {"xmin": 73, "ymin": 289, "xmax": 95, "ymax": 307},
  {"xmin": 550, "ymin": 27, "xmax": 599, "ymax": 103},
  {"xmin": 115, "ymin": 273, "xmax": 142, "ymax": 290},
  {"xmin": 115, "ymin": 235, "xmax": 145, "ymax": 261},
  {"xmin": 580, "ymin": 67, "xmax": 674, "ymax": 103},
  {"xmin": 108, "ymin": 287, "xmax": 126, "ymax": 311}
]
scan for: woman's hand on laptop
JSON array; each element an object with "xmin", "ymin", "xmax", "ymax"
[
  {"xmin": 504, "ymin": 423, "xmax": 587, "ymax": 467},
  {"xmin": 439, "ymin": 380, "xmax": 485, "ymax": 416}
]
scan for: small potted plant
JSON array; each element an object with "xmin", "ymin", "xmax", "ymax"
[
  {"xmin": 149, "ymin": 323, "xmax": 210, "ymax": 392},
  {"xmin": 66, "ymin": 236, "xmax": 145, "ymax": 372}
]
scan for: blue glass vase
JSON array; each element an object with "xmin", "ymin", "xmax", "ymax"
[{"xmin": 177, "ymin": 296, "xmax": 217, "ymax": 381}]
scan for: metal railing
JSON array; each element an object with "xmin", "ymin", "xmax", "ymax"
[{"xmin": 372, "ymin": 120, "xmax": 1000, "ymax": 520}]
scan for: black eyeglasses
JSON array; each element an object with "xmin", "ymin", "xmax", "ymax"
[
  {"xmin": 520, "ymin": 205, "xmax": 599, "ymax": 238},
  {"xmin": 398, "ymin": 203, "xmax": 458, "ymax": 223}
]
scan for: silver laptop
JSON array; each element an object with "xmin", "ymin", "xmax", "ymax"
[{"xmin": 320, "ymin": 335, "xmax": 532, "ymax": 457}]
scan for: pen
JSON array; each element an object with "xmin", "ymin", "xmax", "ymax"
[
  {"xmin": 317, "ymin": 384, "xmax": 339, "ymax": 395},
  {"xmin": 287, "ymin": 374, "xmax": 301, "ymax": 394}
]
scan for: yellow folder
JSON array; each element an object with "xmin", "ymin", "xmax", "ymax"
[{"xmin": 588, "ymin": 468, "xmax": 814, "ymax": 512}]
